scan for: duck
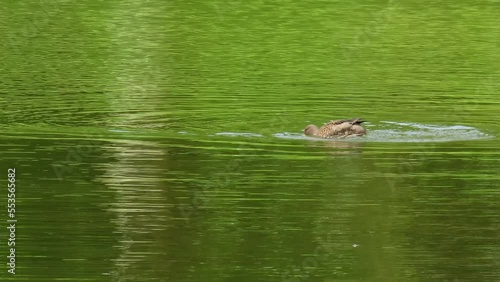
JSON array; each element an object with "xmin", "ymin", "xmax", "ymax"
[{"xmin": 304, "ymin": 118, "xmax": 366, "ymax": 138}]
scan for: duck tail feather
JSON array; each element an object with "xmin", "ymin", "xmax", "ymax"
[{"xmin": 351, "ymin": 118, "xmax": 366, "ymax": 124}]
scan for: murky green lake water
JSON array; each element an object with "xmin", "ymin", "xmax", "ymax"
[{"xmin": 1, "ymin": 0, "xmax": 499, "ymax": 281}]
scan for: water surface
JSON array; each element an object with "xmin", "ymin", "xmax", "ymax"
[{"xmin": 1, "ymin": 0, "xmax": 499, "ymax": 281}]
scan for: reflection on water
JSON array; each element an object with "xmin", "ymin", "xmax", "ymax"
[{"xmin": 97, "ymin": 140, "xmax": 171, "ymax": 281}]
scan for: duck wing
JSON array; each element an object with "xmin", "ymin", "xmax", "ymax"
[
  {"xmin": 318, "ymin": 118, "xmax": 366, "ymax": 138},
  {"xmin": 327, "ymin": 118, "xmax": 365, "ymax": 126}
]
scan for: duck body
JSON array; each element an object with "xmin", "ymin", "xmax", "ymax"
[{"xmin": 304, "ymin": 118, "xmax": 366, "ymax": 138}]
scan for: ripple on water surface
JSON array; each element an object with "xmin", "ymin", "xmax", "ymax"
[{"xmin": 269, "ymin": 122, "xmax": 491, "ymax": 143}]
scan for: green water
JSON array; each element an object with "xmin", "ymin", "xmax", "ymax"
[{"xmin": 1, "ymin": 0, "xmax": 499, "ymax": 281}]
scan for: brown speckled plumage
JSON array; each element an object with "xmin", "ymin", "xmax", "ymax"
[{"xmin": 304, "ymin": 118, "xmax": 366, "ymax": 138}]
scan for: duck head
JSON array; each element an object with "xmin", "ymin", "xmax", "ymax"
[{"xmin": 304, "ymin": 124, "xmax": 319, "ymax": 136}]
